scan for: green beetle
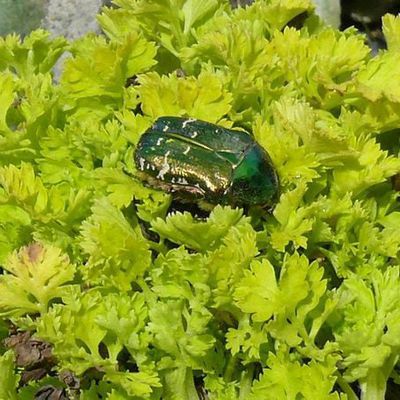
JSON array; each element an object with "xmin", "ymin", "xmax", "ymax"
[{"xmin": 134, "ymin": 117, "xmax": 279, "ymax": 208}]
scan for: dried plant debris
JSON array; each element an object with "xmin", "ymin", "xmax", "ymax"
[
  {"xmin": 34, "ymin": 385, "xmax": 68, "ymax": 400},
  {"xmin": 4, "ymin": 331, "xmax": 55, "ymax": 385}
]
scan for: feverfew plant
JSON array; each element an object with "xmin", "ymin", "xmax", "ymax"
[{"xmin": 1, "ymin": 1, "xmax": 400, "ymax": 399}]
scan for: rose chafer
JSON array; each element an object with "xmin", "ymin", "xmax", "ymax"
[{"xmin": 134, "ymin": 116, "xmax": 279, "ymax": 207}]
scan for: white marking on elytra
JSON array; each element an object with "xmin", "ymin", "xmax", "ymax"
[
  {"xmin": 191, "ymin": 131, "xmax": 198, "ymax": 138},
  {"xmin": 139, "ymin": 157, "xmax": 145, "ymax": 170},
  {"xmin": 163, "ymin": 125, "xmax": 169, "ymax": 132},
  {"xmin": 157, "ymin": 137, "xmax": 164, "ymax": 146},
  {"xmin": 171, "ymin": 177, "xmax": 176, "ymax": 183},
  {"xmin": 157, "ymin": 150, "xmax": 171, "ymax": 180},
  {"xmin": 146, "ymin": 163, "xmax": 151, "ymax": 169},
  {"xmin": 183, "ymin": 146, "xmax": 190, "ymax": 155},
  {"xmin": 182, "ymin": 118, "xmax": 196, "ymax": 128},
  {"xmin": 177, "ymin": 177, "xmax": 188, "ymax": 185}
]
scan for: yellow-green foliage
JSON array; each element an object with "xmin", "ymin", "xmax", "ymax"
[{"xmin": 1, "ymin": 1, "xmax": 400, "ymax": 399}]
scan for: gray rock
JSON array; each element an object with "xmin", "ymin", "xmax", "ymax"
[
  {"xmin": 313, "ymin": 0, "xmax": 341, "ymax": 27},
  {"xmin": 42, "ymin": 0, "xmax": 104, "ymax": 40}
]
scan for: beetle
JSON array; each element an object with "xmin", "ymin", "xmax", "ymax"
[{"xmin": 134, "ymin": 116, "xmax": 279, "ymax": 208}]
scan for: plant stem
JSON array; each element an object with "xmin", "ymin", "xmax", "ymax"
[
  {"xmin": 336, "ymin": 375, "xmax": 359, "ymax": 400},
  {"xmin": 224, "ymin": 354, "xmax": 238, "ymax": 382},
  {"xmin": 359, "ymin": 354, "xmax": 399, "ymax": 400},
  {"xmin": 239, "ymin": 363, "xmax": 255, "ymax": 399}
]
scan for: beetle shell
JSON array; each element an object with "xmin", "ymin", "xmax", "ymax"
[{"xmin": 134, "ymin": 117, "xmax": 279, "ymax": 207}]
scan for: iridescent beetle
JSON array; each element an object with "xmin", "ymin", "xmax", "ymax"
[{"xmin": 134, "ymin": 117, "xmax": 279, "ymax": 208}]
